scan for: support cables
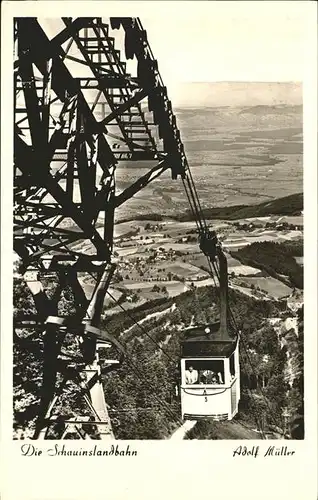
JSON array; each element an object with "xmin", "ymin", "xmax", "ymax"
[
  {"xmin": 123, "ymin": 357, "xmax": 184, "ymax": 428},
  {"xmin": 179, "ymin": 164, "xmax": 283, "ymax": 436},
  {"xmin": 85, "ymin": 279, "xmax": 184, "ymax": 429},
  {"xmin": 208, "ymin": 257, "xmax": 284, "ymax": 435},
  {"xmin": 106, "ymin": 288, "xmax": 177, "ymax": 364}
]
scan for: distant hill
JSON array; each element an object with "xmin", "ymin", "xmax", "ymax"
[
  {"xmin": 118, "ymin": 192, "xmax": 303, "ymax": 224},
  {"xmin": 174, "ymin": 192, "xmax": 303, "ymax": 221},
  {"xmin": 238, "ymin": 104, "xmax": 302, "ymax": 116},
  {"xmin": 174, "ymin": 103, "xmax": 302, "ymax": 137},
  {"xmin": 171, "ymin": 82, "xmax": 302, "ymax": 108}
]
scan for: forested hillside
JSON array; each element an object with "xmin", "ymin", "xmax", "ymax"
[
  {"xmin": 232, "ymin": 240, "xmax": 303, "ymax": 289},
  {"xmin": 13, "ymin": 271, "xmax": 303, "ymax": 440},
  {"xmin": 118, "ymin": 193, "xmax": 303, "ymax": 224},
  {"xmin": 175, "ymin": 193, "xmax": 303, "ymax": 221},
  {"xmin": 101, "ymin": 285, "xmax": 302, "ymax": 439}
]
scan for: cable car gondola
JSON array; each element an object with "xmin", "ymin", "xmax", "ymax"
[{"xmin": 180, "ymin": 247, "xmax": 240, "ymax": 421}]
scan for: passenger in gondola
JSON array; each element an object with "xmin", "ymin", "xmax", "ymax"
[
  {"xmin": 203, "ymin": 370, "xmax": 224, "ymax": 384},
  {"xmin": 185, "ymin": 365, "xmax": 198, "ymax": 384},
  {"xmin": 216, "ymin": 372, "xmax": 224, "ymax": 384},
  {"xmin": 202, "ymin": 369, "xmax": 213, "ymax": 384},
  {"xmin": 211, "ymin": 374, "xmax": 219, "ymax": 385}
]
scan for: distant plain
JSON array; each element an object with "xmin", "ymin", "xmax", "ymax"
[{"xmin": 115, "ymin": 104, "xmax": 302, "ymax": 221}]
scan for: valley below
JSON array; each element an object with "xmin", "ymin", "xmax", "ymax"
[
  {"xmin": 13, "ymin": 100, "xmax": 304, "ymax": 440},
  {"xmin": 74, "ymin": 208, "xmax": 303, "ymax": 313}
]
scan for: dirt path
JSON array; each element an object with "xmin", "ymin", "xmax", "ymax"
[
  {"xmin": 169, "ymin": 420, "xmax": 197, "ymax": 440},
  {"xmin": 209, "ymin": 421, "xmax": 263, "ymax": 439},
  {"xmin": 169, "ymin": 419, "xmax": 262, "ymax": 440},
  {"xmin": 120, "ymin": 303, "xmax": 176, "ymax": 338},
  {"xmin": 229, "ymin": 283, "xmax": 270, "ymax": 300},
  {"xmin": 185, "ymin": 420, "xmax": 263, "ymax": 440}
]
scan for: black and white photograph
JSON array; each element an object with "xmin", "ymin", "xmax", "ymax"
[
  {"xmin": 0, "ymin": 0, "xmax": 317, "ymax": 500},
  {"xmin": 11, "ymin": 11, "xmax": 307, "ymax": 442},
  {"xmin": 1, "ymin": 4, "xmax": 317, "ymax": 498}
]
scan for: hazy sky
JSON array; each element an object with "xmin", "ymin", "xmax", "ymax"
[
  {"xmin": 140, "ymin": 4, "xmax": 308, "ymax": 85},
  {"xmin": 36, "ymin": 2, "xmax": 311, "ymax": 106}
]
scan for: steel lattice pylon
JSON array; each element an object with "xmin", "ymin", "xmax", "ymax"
[{"xmin": 14, "ymin": 17, "xmax": 189, "ymax": 439}]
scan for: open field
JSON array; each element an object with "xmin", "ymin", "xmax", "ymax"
[
  {"xmin": 237, "ymin": 276, "xmax": 293, "ymax": 298},
  {"xmin": 155, "ymin": 261, "xmax": 208, "ymax": 278},
  {"xmin": 113, "ymin": 222, "xmax": 139, "ymax": 239},
  {"xmin": 223, "ymin": 230, "xmax": 302, "ymax": 250},
  {"xmin": 148, "ymin": 242, "xmax": 198, "ymax": 253},
  {"xmin": 116, "ymin": 247, "xmax": 139, "ymax": 257},
  {"xmin": 72, "ymin": 205, "xmax": 302, "ymax": 308},
  {"xmin": 99, "ymin": 213, "xmax": 302, "ymax": 310},
  {"xmin": 230, "ymin": 265, "xmax": 262, "ymax": 276},
  {"xmin": 124, "ymin": 280, "xmax": 187, "ymax": 297},
  {"xmin": 230, "ymin": 284, "xmax": 270, "ymax": 301},
  {"xmin": 242, "ymin": 215, "xmax": 303, "ymax": 226}
]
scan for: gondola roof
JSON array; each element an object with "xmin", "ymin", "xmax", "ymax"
[{"xmin": 181, "ymin": 322, "xmax": 237, "ymax": 357}]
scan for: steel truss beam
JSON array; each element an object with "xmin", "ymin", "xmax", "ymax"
[{"xmin": 14, "ymin": 16, "xmax": 189, "ymax": 439}]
